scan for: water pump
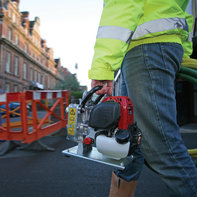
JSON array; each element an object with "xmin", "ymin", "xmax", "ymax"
[{"xmin": 62, "ymin": 86, "xmax": 141, "ymax": 169}]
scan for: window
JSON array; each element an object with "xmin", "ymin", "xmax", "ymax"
[
  {"xmin": 30, "ymin": 68, "xmax": 33, "ymax": 81},
  {"xmin": 8, "ymin": 28, "xmax": 12, "ymax": 41},
  {"xmin": 41, "ymin": 75, "xmax": 44, "ymax": 84},
  {"xmin": 14, "ymin": 85, "xmax": 18, "ymax": 92},
  {"xmin": 38, "ymin": 72, "xmax": 41, "ymax": 83},
  {"xmin": 25, "ymin": 44, "xmax": 28, "ymax": 53},
  {"xmin": 14, "ymin": 56, "xmax": 19, "ymax": 76},
  {"xmin": 5, "ymin": 83, "xmax": 10, "ymax": 93},
  {"xmin": 48, "ymin": 77, "xmax": 50, "ymax": 89},
  {"xmin": 12, "ymin": 13, "xmax": 16, "ymax": 24},
  {"xmin": 34, "ymin": 70, "xmax": 37, "ymax": 82},
  {"xmin": 6, "ymin": 51, "xmax": 11, "ymax": 73},
  {"xmin": 15, "ymin": 34, "xmax": 19, "ymax": 45},
  {"xmin": 23, "ymin": 63, "xmax": 27, "ymax": 79}
]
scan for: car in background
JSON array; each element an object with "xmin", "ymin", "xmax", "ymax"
[{"xmin": 0, "ymin": 102, "xmax": 30, "ymax": 117}]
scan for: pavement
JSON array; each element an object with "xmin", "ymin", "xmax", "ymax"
[{"xmin": 0, "ymin": 125, "xmax": 196, "ymax": 197}]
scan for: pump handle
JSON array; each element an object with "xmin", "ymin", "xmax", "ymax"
[{"xmin": 80, "ymin": 86, "xmax": 103, "ymax": 111}]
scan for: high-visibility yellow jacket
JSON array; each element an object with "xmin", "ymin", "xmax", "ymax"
[
  {"xmin": 182, "ymin": 13, "xmax": 193, "ymax": 59},
  {"xmin": 89, "ymin": 0, "xmax": 190, "ymax": 80}
]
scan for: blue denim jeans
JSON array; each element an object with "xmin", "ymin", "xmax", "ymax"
[{"xmin": 115, "ymin": 43, "xmax": 197, "ymax": 197}]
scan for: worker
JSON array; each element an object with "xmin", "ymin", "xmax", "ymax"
[{"xmin": 89, "ymin": 0, "xmax": 197, "ymax": 197}]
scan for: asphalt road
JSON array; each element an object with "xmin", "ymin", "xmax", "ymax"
[{"xmin": 0, "ymin": 132, "xmax": 196, "ymax": 197}]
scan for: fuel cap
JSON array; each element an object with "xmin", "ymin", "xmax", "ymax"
[{"xmin": 115, "ymin": 129, "xmax": 130, "ymax": 144}]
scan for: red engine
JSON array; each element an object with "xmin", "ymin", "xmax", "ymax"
[
  {"xmin": 89, "ymin": 95, "xmax": 134, "ymax": 134},
  {"xmin": 102, "ymin": 96, "xmax": 134, "ymax": 130},
  {"xmin": 79, "ymin": 86, "xmax": 141, "ymax": 158},
  {"xmin": 87, "ymin": 95, "xmax": 141, "ymax": 157}
]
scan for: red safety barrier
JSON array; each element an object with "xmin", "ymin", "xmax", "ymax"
[{"xmin": 0, "ymin": 90, "xmax": 69, "ymax": 144}]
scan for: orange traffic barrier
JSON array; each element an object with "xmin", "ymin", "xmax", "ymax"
[{"xmin": 0, "ymin": 90, "xmax": 69, "ymax": 144}]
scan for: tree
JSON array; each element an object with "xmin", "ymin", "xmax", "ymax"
[{"xmin": 56, "ymin": 72, "xmax": 83, "ymax": 103}]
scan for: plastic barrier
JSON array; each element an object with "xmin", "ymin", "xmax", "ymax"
[{"xmin": 0, "ymin": 90, "xmax": 69, "ymax": 144}]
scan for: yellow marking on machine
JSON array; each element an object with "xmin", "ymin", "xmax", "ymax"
[{"xmin": 68, "ymin": 108, "xmax": 76, "ymax": 136}]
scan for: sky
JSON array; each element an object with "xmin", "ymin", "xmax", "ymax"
[
  {"xmin": 19, "ymin": 0, "xmax": 195, "ymax": 90},
  {"xmin": 19, "ymin": 0, "xmax": 103, "ymax": 89}
]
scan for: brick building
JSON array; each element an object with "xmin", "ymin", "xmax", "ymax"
[{"xmin": 0, "ymin": 0, "xmax": 64, "ymax": 92}]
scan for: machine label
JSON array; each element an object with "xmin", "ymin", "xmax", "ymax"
[{"xmin": 68, "ymin": 108, "xmax": 76, "ymax": 136}]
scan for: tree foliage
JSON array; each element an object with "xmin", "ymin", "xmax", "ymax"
[
  {"xmin": 56, "ymin": 72, "xmax": 83, "ymax": 102},
  {"xmin": 57, "ymin": 73, "xmax": 80, "ymax": 91}
]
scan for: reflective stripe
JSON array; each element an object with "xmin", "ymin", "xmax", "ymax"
[
  {"xmin": 132, "ymin": 17, "xmax": 188, "ymax": 40},
  {"xmin": 97, "ymin": 26, "xmax": 133, "ymax": 44},
  {"xmin": 188, "ymin": 32, "xmax": 193, "ymax": 42}
]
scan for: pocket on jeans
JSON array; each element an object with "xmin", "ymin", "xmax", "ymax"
[{"xmin": 160, "ymin": 43, "xmax": 183, "ymax": 73}]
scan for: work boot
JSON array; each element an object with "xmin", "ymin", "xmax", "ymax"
[{"xmin": 109, "ymin": 171, "xmax": 137, "ymax": 197}]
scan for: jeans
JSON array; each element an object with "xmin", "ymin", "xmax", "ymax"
[{"xmin": 115, "ymin": 43, "xmax": 197, "ymax": 197}]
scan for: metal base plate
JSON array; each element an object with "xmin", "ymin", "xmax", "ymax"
[{"xmin": 62, "ymin": 146, "xmax": 133, "ymax": 170}]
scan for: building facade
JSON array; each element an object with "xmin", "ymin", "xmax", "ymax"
[{"xmin": 0, "ymin": 0, "xmax": 63, "ymax": 92}]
